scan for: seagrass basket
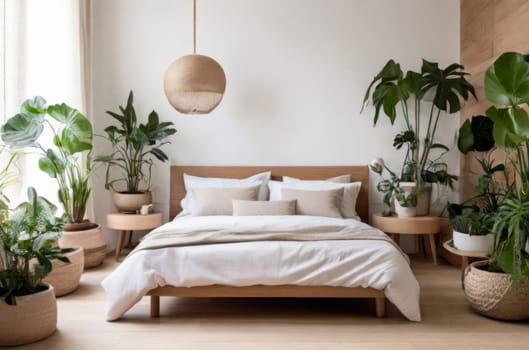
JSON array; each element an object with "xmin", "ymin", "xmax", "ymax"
[{"xmin": 464, "ymin": 261, "xmax": 529, "ymax": 320}]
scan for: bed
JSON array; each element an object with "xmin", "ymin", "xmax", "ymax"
[{"xmin": 102, "ymin": 166, "xmax": 421, "ymax": 321}]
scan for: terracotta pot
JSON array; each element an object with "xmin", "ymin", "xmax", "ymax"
[
  {"xmin": 464, "ymin": 261, "xmax": 529, "ymax": 320},
  {"xmin": 113, "ymin": 191, "xmax": 152, "ymax": 213},
  {"xmin": 58, "ymin": 224, "xmax": 107, "ymax": 268},
  {"xmin": 0, "ymin": 284, "xmax": 57, "ymax": 346},
  {"xmin": 43, "ymin": 247, "xmax": 84, "ymax": 296},
  {"xmin": 453, "ymin": 230, "xmax": 493, "ymax": 253}
]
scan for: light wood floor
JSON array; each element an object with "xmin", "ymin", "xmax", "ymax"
[{"xmin": 11, "ymin": 255, "xmax": 529, "ymax": 350}]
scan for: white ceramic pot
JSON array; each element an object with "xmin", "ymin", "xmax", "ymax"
[
  {"xmin": 394, "ymin": 200, "xmax": 417, "ymax": 217},
  {"xmin": 0, "ymin": 284, "xmax": 57, "ymax": 346},
  {"xmin": 453, "ymin": 230, "xmax": 493, "ymax": 253}
]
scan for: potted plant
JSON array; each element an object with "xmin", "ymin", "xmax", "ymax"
[
  {"xmin": 369, "ymin": 157, "xmax": 400, "ymax": 216},
  {"xmin": 0, "ymin": 97, "xmax": 106, "ymax": 268},
  {"xmin": 463, "ymin": 52, "xmax": 529, "ymax": 320},
  {"xmin": 362, "ymin": 59, "xmax": 475, "ymax": 215},
  {"xmin": 448, "ymin": 115, "xmax": 501, "ymax": 253},
  {"xmin": 0, "ymin": 187, "xmax": 73, "ymax": 346},
  {"xmin": 96, "ymin": 91, "xmax": 177, "ymax": 212}
]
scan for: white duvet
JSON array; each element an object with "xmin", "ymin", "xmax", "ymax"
[{"xmin": 102, "ymin": 215, "xmax": 421, "ymax": 321}]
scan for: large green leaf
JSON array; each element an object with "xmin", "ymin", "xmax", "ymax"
[
  {"xmin": 0, "ymin": 113, "xmax": 45, "ymax": 148},
  {"xmin": 47, "ymin": 103, "xmax": 93, "ymax": 154},
  {"xmin": 484, "ymin": 52, "xmax": 529, "ymax": 106},
  {"xmin": 486, "ymin": 106, "xmax": 529, "ymax": 149},
  {"xmin": 38, "ymin": 149, "xmax": 66, "ymax": 178}
]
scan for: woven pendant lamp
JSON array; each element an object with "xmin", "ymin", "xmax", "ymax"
[{"xmin": 163, "ymin": 0, "xmax": 226, "ymax": 114}]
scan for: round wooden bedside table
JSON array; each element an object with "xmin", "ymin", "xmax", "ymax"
[
  {"xmin": 372, "ymin": 213, "xmax": 441, "ymax": 264},
  {"xmin": 106, "ymin": 212, "xmax": 163, "ymax": 261}
]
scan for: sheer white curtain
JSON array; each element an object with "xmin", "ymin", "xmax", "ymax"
[{"xmin": 1, "ymin": 0, "xmax": 93, "ymax": 219}]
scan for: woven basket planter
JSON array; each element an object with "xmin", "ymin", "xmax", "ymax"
[
  {"xmin": 43, "ymin": 247, "xmax": 84, "ymax": 297},
  {"xmin": 59, "ymin": 224, "xmax": 107, "ymax": 268},
  {"xmin": 464, "ymin": 261, "xmax": 529, "ymax": 320},
  {"xmin": 0, "ymin": 284, "xmax": 57, "ymax": 346}
]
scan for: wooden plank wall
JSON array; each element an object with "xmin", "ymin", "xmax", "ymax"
[{"xmin": 460, "ymin": 0, "xmax": 529, "ymax": 198}]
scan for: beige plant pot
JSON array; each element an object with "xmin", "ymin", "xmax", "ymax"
[
  {"xmin": 400, "ymin": 182, "xmax": 431, "ymax": 216},
  {"xmin": 464, "ymin": 261, "xmax": 529, "ymax": 320},
  {"xmin": 43, "ymin": 247, "xmax": 84, "ymax": 296},
  {"xmin": 58, "ymin": 224, "xmax": 107, "ymax": 268},
  {"xmin": 0, "ymin": 284, "xmax": 57, "ymax": 346},
  {"xmin": 112, "ymin": 191, "xmax": 152, "ymax": 213}
]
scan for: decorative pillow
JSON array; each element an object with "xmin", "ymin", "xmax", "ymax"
[
  {"xmin": 269, "ymin": 179, "xmax": 361, "ymax": 220},
  {"xmin": 232, "ymin": 199, "xmax": 297, "ymax": 216},
  {"xmin": 180, "ymin": 171, "xmax": 271, "ymax": 215},
  {"xmin": 283, "ymin": 174, "xmax": 352, "ymax": 183},
  {"xmin": 280, "ymin": 188, "xmax": 344, "ymax": 218},
  {"xmin": 192, "ymin": 185, "xmax": 260, "ymax": 216}
]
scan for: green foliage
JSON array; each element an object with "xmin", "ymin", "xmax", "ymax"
[
  {"xmin": 394, "ymin": 189, "xmax": 417, "ymax": 208},
  {"xmin": 0, "ymin": 97, "xmax": 94, "ymax": 224},
  {"xmin": 95, "ymin": 91, "xmax": 177, "ymax": 193},
  {"xmin": 458, "ymin": 115, "xmax": 495, "ymax": 154},
  {"xmin": 449, "ymin": 207, "xmax": 492, "ymax": 236},
  {"xmin": 362, "ymin": 59, "xmax": 475, "ymax": 188},
  {"xmin": 482, "ymin": 51, "xmax": 529, "ymax": 281},
  {"xmin": 0, "ymin": 187, "xmax": 72, "ymax": 305}
]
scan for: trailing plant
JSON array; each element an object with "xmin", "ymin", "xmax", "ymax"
[
  {"xmin": 0, "ymin": 97, "xmax": 93, "ymax": 225},
  {"xmin": 95, "ymin": 91, "xmax": 177, "ymax": 193},
  {"xmin": 0, "ymin": 187, "xmax": 72, "ymax": 305},
  {"xmin": 370, "ymin": 157, "xmax": 400, "ymax": 214},
  {"xmin": 481, "ymin": 51, "xmax": 529, "ymax": 282},
  {"xmin": 362, "ymin": 59, "xmax": 476, "ymax": 189}
]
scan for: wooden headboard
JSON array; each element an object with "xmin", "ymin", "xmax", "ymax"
[{"xmin": 170, "ymin": 166, "xmax": 369, "ymax": 222}]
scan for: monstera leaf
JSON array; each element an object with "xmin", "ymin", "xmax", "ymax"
[
  {"xmin": 486, "ymin": 106, "xmax": 529, "ymax": 149},
  {"xmin": 484, "ymin": 52, "xmax": 529, "ymax": 106}
]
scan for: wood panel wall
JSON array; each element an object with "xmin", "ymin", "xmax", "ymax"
[{"xmin": 460, "ymin": 0, "xmax": 529, "ymax": 198}]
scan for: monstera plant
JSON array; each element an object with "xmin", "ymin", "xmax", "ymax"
[
  {"xmin": 362, "ymin": 59, "xmax": 476, "ymax": 215},
  {"xmin": 0, "ymin": 97, "xmax": 107, "ymax": 268}
]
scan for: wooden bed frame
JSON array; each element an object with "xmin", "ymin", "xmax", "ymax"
[{"xmin": 147, "ymin": 166, "xmax": 386, "ymax": 318}]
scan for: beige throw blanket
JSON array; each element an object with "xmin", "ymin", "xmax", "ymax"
[{"xmin": 130, "ymin": 215, "xmax": 406, "ymax": 258}]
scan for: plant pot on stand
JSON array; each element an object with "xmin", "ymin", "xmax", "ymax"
[
  {"xmin": 453, "ymin": 230, "xmax": 494, "ymax": 253},
  {"xmin": 113, "ymin": 191, "xmax": 152, "ymax": 213},
  {"xmin": 401, "ymin": 182, "xmax": 431, "ymax": 216}
]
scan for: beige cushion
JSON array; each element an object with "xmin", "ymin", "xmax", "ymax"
[
  {"xmin": 192, "ymin": 186, "xmax": 260, "ymax": 216},
  {"xmin": 283, "ymin": 174, "xmax": 351, "ymax": 183},
  {"xmin": 232, "ymin": 200, "xmax": 297, "ymax": 216},
  {"xmin": 280, "ymin": 188, "xmax": 344, "ymax": 218}
]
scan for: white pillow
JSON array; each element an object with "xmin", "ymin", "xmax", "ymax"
[
  {"xmin": 269, "ymin": 179, "xmax": 361, "ymax": 219},
  {"xmin": 180, "ymin": 171, "xmax": 271, "ymax": 215},
  {"xmin": 283, "ymin": 174, "xmax": 352, "ymax": 183}
]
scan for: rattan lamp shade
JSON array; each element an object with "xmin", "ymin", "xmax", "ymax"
[{"xmin": 163, "ymin": 54, "xmax": 226, "ymax": 114}]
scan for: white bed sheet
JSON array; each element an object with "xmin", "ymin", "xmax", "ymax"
[{"xmin": 102, "ymin": 215, "xmax": 421, "ymax": 321}]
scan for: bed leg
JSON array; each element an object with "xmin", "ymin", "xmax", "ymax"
[
  {"xmin": 151, "ymin": 295, "xmax": 160, "ymax": 318},
  {"xmin": 375, "ymin": 297, "xmax": 385, "ymax": 318}
]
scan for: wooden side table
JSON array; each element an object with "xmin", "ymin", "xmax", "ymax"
[
  {"xmin": 106, "ymin": 212, "xmax": 163, "ymax": 261},
  {"xmin": 372, "ymin": 213, "xmax": 441, "ymax": 264}
]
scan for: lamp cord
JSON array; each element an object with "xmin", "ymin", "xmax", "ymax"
[{"xmin": 193, "ymin": 0, "xmax": 196, "ymax": 54}]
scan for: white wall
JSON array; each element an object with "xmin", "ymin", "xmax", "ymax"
[{"xmin": 92, "ymin": 0, "xmax": 460, "ymax": 249}]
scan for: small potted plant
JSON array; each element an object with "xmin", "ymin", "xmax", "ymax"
[
  {"xmin": 0, "ymin": 187, "xmax": 73, "ymax": 346},
  {"xmin": 449, "ymin": 208, "xmax": 494, "ymax": 253},
  {"xmin": 96, "ymin": 91, "xmax": 177, "ymax": 212},
  {"xmin": 0, "ymin": 97, "xmax": 106, "ymax": 269},
  {"xmin": 362, "ymin": 59, "xmax": 475, "ymax": 215}
]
